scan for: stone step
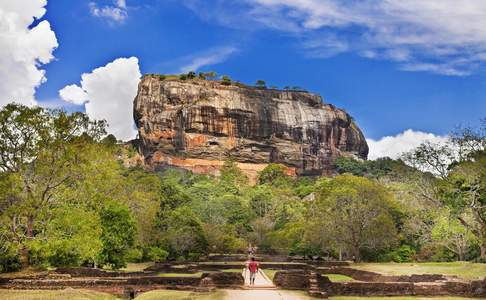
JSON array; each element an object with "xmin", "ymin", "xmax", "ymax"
[{"xmin": 242, "ymin": 286, "xmax": 278, "ymax": 290}]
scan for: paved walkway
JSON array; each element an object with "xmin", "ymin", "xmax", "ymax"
[
  {"xmin": 241, "ymin": 268, "xmax": 274, "ymax": 288},
  {"xmin": 223, "ymin": 289, "xmax": 312, "ymax": 300}
]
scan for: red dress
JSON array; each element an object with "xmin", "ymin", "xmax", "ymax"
[{"xmin": 248, "ymin": 261, "xmax": 259, "ymax": 273}]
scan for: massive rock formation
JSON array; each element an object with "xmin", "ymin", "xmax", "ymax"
[{"xmin": 133, "ymin": 75, "xmax": 368, "ymax": 181}]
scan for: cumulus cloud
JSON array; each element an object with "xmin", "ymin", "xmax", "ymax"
[
  {"xmin": 183, "ymin": 0, "xmax": 486, "ymax": 75},
  {"xmin": 0, "ymin": 0, "xmax": 58, "ymax": 107},
  {"xmin": 367, "ymin": 129, "xmax": 449, "ymax": 160},
  {"xmin": 59, "ymin": 57, "xmax": 141, "ymax": 141},
  {"xmin": 89, "ymin": 0, "xmax": 128, "ymax": 23},
  {"xmin": 178, "ymin": 46, "xmax": 237, "ymax": 73},
  {"xmin": 58, "ymin": 84, "xmax": 89, "ymax": 105}
]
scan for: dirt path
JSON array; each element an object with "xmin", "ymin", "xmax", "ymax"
[
  {"xmin": 231, "ymin": 268, "xmax": 311, "ymax": 299},
  {"xmin": 223, "ymin": 289, "xmax": 312, "ymax": 300},
  {"xmin": 242, "ymin": 268, "xmax": 274, "ymax": 287}
]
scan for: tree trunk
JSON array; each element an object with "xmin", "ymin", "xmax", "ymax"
[
  {"xmin": 19, "ymin": 247, "xmax": 29, "ymax": 268},
  {"xmin": 20, "ymin": 214, "xmax": 35, "ymax": 268},
  {"xmin": 480, "ymin": 241, "xmax": 486, "ymax": 261}
]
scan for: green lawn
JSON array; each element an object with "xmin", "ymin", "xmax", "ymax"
[
  {"xmin": 323, "ymin": 274, "xmax": 356, "ymax": 282},
  {"xmin": 263, "ymin": 269, "xmax": 278, "ymax": 280},
  {"xmin": 134, "ymin": 290, "xmax": 225, "ymax": 300},
  {"xmin": 121, "ymin": 262, "xmax": 154, "ymax": 272},
  {"xmin": 330, "ymin": 297, "xmax": 477, "ymax": 300},
  {"xmin": 157, "ymin": 272, "xmax": 203, "ymax": 277},
  {"xmin": 0, "ymin": 289, "xmax": 120, "ymax": 300},
  {"xmin": 352, "ymin": 262, "xmax": 486, "ymax": 280},
  {"xmin": 221, "ymin": 268, "xmax": 244, "ymax": 273}
]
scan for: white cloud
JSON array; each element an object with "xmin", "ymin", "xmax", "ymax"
[
  {"xmin": 0, "ymin": 0, "xmax": 58, "ymax": 107},
  {"xmin": 59, "ymin": 84, "xmax": 89, "ymax": 105},
  {"xmin": 183, "ymin": 0, "xmax": 486, "ymax": 75},
  {"xmin": 59, "ymin": 57, "xmax": 141, "ymax": 141},
  {"xmin": 367, "ymin": 129, "xmax": 449, "ymax": 160},
  {"xmin": 179, "ymin": 46, "xmax": 237, "ymax": 73},
  {"xmin": 89, "ymin": 0, "xmax": 128, "ymax": 23}
]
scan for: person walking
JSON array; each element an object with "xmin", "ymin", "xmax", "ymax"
[
  {"xmin": 247, "ymin": 244, "xmax": 253, "ymax": 257},
  {"xmin": 247, "ymin": 257, "xmax": 259, "ymax": 285}
]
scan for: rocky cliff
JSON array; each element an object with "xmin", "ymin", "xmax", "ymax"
[{"xmin": 133, "ymin": 75, "xmax": 368, "ymax": 181}]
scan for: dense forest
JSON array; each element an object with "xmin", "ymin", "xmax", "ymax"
[{"xmin": 0, "ymin": 103, "xmax": 485, "ymax": 272}]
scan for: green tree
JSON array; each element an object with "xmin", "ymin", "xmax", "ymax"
[
  {"xmin": 334, "ymin": 157, "xmax": 366, "ymax": 176},
  {"xmin": 0, "ymin": 104, "xmax": 106, "ymax": 266},
  {"xmin": 255, "ymin": 80, "xmax": 266, "ymax": 88},
  {"xmin": 219, "ymin": 160, "xmax": 248, "ymax": 192},
  {"xmin": 431, "ymin": 208, "xmax": 478, "ymax": 261},
  {"xmin": 187, "ymin": 71, "xmax": 196, "ymax": 79},
  {"xmin": 204, "ymin": 71, "xmax": 217, "ymax": 80},
  {"xmin": 258, "ymin": 163, "xmax": 290, "ymax": 185},
  {"xmin": 404, "ymin": 121, "xmax": 486, "ymax": 260},
  {"xmin": 163, "ymin": 206, "xmax": 208, "ymax": 259},
  {"xmin": 221, "ymin": 75, "xmax": 232, "ymax": 85},
  {"xmin": 313, "ymin": 175, "xmax": 399, "ymax": 261},
  {"xmin": 32, "ymin": 205, "xmax": 102, "ymax": 267},
  {"xmin": 99, "ymin": 202, "xmax": 136, "ymax": 269}
]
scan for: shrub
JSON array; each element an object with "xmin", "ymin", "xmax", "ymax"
[
  {"xmin": 147, "ymin": 247, "xmax": 169, "ymax": 262},
  {"xmin": 221, "ymin": 75, "xmax": 232, "ymax": 85},
  {"xmin": 255, "ymin": 80, "xmax": 266, "ymax": 88},
  {"xmin": 187, "ymin": 252, "xmax": 204, "ymax": 261},
  {"xmin": 187, "ymin": 71, "xmax": 196, "ymax": 79},
  {"xmin": 258, "ymin": 163, "xmax": 289, "ymax": 185},
  {"xmin": 99, "ymin": 202, "xmax": 136, "ymax": 269},
  {"xmin": 179, "ymin": 74, "xmax": 188, "ymax": 80},
  {"xmin": 0, "ymin": 250, "xmax": 21, "ymax": 273},
  {"xmin": 388, "ymin": 245, "xmax": 416, "ymax": 262},
  {"xmin": 126, "ymin": 248, "xmax": 144, "ymax": 263}
]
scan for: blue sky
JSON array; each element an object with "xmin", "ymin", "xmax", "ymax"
[{"xmin": 2, "ymin": 0, "xmax": 486, "ymax": 157}]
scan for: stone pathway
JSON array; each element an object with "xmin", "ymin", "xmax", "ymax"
[
  {"xmin": 241, "ymin": 268, "xmax": 275, "ymax": 288},
  {"xmin": 225, "ymin": 268, "xmax": 312, "ymax": 300},
  {"xmin": 223, "ymin": 289, "xmax": 312, "ymax": 300}
]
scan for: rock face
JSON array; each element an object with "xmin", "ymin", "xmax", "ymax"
[{"xmin": 133, "ymin": 76, "xmax": 368, "ymax": 181}]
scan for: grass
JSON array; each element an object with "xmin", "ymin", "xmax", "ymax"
[
  {"xmin": 352, "ymin": 262, "xmax": 486, "ymax": 280},
  {"xmin": 263, "ymin": 269, "xmax": 278, "ymax": 280},
  {"xmin": 134, "ymin": 290, "xmax": 225, "ymax": 300},
  {"xmin": 0, "ymin": 289, "xmax": 120, "ymax": 300},
  {"xmin": 120, "ymin": 262, "xmax": 154, "ymax": 272},
  {"xmin": 157, "ymin": 272, "xmax": 203, "ymax": 277},
  {"xmin": 323, "ymin": 274, "xmax": 355, "ymax": 282},
  {"xmin": 222, "ymin": 268, "xmax": 244, "ymax": 273},
  {"xmin": 330, "ymin": 297, "xmax": 477, "ymax": 300}
]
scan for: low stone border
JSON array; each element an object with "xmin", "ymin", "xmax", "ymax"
[
  {"xmin": 273, "ymin": 270, "xmax": 486, "ymax": 298},
  {"xmin": 0, "ymin": 271, "xmax": 244, "ymax": 298},
  {"xmin": 317, "ymin": 267, "xmax": 449, "ymax": 282}
]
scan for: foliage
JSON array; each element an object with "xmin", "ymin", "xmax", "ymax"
[
  {"xmin": 203, "ymin": 71, "xmax": 217, "ymax": 80},
  {"xmin": 257, "ymin": 163, "xmax": 290, "ymax": 185},
  {"xmin": 147, "ymin": 247, "xmax": 169, "ymax": 262},
  {"xmin": 255, "ymin": 79, "xmax": 266, "ymax": 88},
  {"xmin": 162, "ymin": 206, "xmax": 208, "ymax": 259},
  {"xmin": 221, "ymin": 75, "xmax": 232, "ymax": 85},
  {"xmin": 0, "ymin": 104, "xmax": 106, "ymax": 267},
  {"xmin": 386, "ymin": 245, "xmax": 416, "ymax": 263},
  {"xmin": 37, "ymin": 205, "xmax": 102, "ymax": 267},
  {"xmin": 334, "ymin": 157, "xmax": 366, "ymax": 176},
  {"xmin": 312, "ymin": 175, "xmax": 399, "ymax": 261},
  {"xmin": 404, "ymin": 121, "xmax": 486, "ymax": 260},
  {"xmin": 99, "ymin": 202, "xmax": 136, "ymax": 269},
  {"xmin": 1, "ymin": 103, "xmax": 484, "ymax": 272}
]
